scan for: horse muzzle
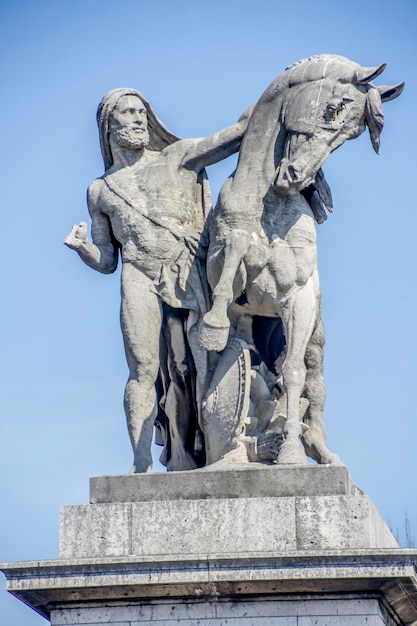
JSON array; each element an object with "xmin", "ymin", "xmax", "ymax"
[{"xmin": 273, "ymin": 158, "xmax": 313, "ymax": 195}]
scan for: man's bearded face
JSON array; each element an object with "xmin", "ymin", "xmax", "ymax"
[{"xmin": 110, "ymin": 95, "xmax": 150, "ymax": 150}]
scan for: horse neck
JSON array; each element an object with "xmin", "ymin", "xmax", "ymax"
[
  {"xmin": 234, "ymin": 96, "xmax": 287, "ymax": 188},
  {"xmin": 234, "ymin": 92, "xmax": 314, "ymax": 228}
]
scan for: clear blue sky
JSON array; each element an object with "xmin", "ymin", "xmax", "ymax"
[{"xmin": 1, "ymin": 1, "xmax": 416, "ymax": 624}]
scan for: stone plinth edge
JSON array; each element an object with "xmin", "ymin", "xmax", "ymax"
[
  {"xmin": 90, "ymin": 464, "xmax": 355, "ymax": 503},
  {"xmin": 2, "ymin": 550, "xmax": 417, "ymax": 624}
]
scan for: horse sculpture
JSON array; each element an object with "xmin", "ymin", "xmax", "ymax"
[{"xmin": 200, "ymin": 55, "xmax": 403, "ymax": 465}]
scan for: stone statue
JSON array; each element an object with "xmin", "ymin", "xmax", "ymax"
[
  {"xmin": 65, "ymin": 88, "xmax": 252, "ymax": 473},
  {"xmin": 65, "ymin": 57, "xmax": 403, "ymax": 473},
  {"xmin": 200, "ymin": 55, "xmax": 403, "ymax": 467}
]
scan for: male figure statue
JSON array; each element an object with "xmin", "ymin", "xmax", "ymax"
[{"xmin": 65, "ymin": 88, "xmax": 251, "ymax": 472}]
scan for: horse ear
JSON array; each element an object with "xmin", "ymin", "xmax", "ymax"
[
  {"xmin": 365, "ymin": 88, "xmax": 384, "ymax": 154},
  {"xmin": 377, "ymin": 82, "xmax": 405, "ymax": 102},
  {"xmin": 355, "ymin": 63, "xmax": 387, "ymax": 85}
]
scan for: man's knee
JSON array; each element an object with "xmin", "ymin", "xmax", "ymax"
[
  {"xmin": 123, "ymin": 320, "xmax": 161, "ymax": 381},
  {"xmin": 126, "ymin": 351, "xmax": 159, "ymax": 385}
]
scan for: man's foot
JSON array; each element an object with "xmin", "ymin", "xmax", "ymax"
[{"xmin": 129, "ymin": 459, "xmax": 153, "ymax": 474}]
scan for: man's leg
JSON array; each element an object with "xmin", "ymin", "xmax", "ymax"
[{"xmin": 121, "ymin": 263, "xmax": 161, "ymax": 473}]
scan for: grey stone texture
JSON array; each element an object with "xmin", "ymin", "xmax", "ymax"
[
  {"xmin": 65, "ymin": 57, "xmax": 404, "ymax": 473},
  {"xmin": 4, "ymin": 56, "xmax": 414, "ymax": 626},
  {"xmin": 49, "ymin": 599, "xmax": 397, "ymax": 626},
  {"xmin": 61, "ymin": 467, "xmax": 397, "ymax": 560},
  {"xmin": 60, "ymin": 495, "xmax": 396, "ymax": 559},
  {"xmin": 65, "ymin": 87, "xmax": 253, "ymax": 474},
  {"xmin": 3, "ymin": 468, "xmax": 415, "ymax": 624},
  {"xmin": 90, "ymin": 464, "xmax": 354, "ymax": 503},
  {"xmin": 199, "ymin": 55, "xmax": 404, "ymax": 467},
  {"xmin": 3, "ymin": 549, "xmax": 417, "ymax": 624}
]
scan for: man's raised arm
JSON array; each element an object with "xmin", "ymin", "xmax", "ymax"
[
  {"xmin": 180, "ymin": 104, "xmax": 255, "ymax": 170},
  {"xmin": 64, "ymin": 180, "xmax": 119, "ymax": 275}
]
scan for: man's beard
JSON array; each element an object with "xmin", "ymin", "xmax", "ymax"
[{"xmin": 113, "ymin": 125, "xmax": 150, "ymax": 150}]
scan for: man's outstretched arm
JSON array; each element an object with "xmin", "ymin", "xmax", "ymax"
[
  {"xmin": 64, "ymin": 180, "xmax": 119, "ymax": 274},
  {"xmin": 179, "ymin": 104, "xmax": 255, "ymax": 170}
]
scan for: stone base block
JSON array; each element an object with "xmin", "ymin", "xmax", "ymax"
[
  {"xmin": 59, "ymin": 467, "xmax": 398, "ymax": 560},
  {"xmin": 50, "ymin": 598, "xmax": 398, "ymax": 626},
  {"xmin": 60, "ymin": 491, "xmax": 398, "ymax": 559},
  {"xmin": 2, "ymin": 467, "xmax": 417, "ymax": 625},
  {"xmin": 89, "ymin": 465, "xmax": 354, "ymax": 503}
]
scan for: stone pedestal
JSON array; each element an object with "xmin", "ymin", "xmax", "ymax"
[{"xmin": 2, "ymin": 466, "xmax": 417, "ymax": 625}]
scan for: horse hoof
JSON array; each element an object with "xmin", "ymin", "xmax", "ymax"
[
  {"xmin": 277, "ymin": 440, "xmax": 307, "ymax": 465},
  {"xmin": 323, "ymin": 452, "xmax": 344, "ymax": 466},
  {"xmin": 200, "ymin": 321, "xmax": 230, "ymax": 352}
]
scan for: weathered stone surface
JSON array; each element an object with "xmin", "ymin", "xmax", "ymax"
[
  {"xmin": 90, "ymin": 465, "xmax": 354, "ymax": 503},
  {"xmin": 65, "ymin": 88, "xmax": 252, "ymax": 474},
  {"xmin": 61, "ymin": 487, "xmax": 398, "ymax": 560},
  {"xmin": 130, "ymin": 497, "xmax": 295, "ymax": 556},
  {"xmin": 2, "ymin": 551, "xmax": 417, "ymax": 623},
  {"xmin": 65, "ymin": 58, "xmax": 404, "ymax": 473},
  {"xmin": 199, "ymin": 55, "xmax": 404, "ymax": 467},
  {"xmin": 59, "ymin": 503, "xmax": 131, "ymax": 559},
  {"xmin": 50, "ymin": 598, "xmax": 395, "ymax": 626},
  {"xmin": 296, "ymin": 496, "xmax": 398, "ymax": 550},
  {"xmin": 60, "ymin": 498, "xmax": 296, "ymax": 558}
]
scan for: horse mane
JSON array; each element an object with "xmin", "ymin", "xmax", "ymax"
[
  {"xmin": 257, "ymin": 55, "xmax": 362, "ymax": 109},
  {"xmin": 285, "ymin": 55, "xmax": 322, "ymax": 71},
  {"xmin": 286, "ymin": 54, "xmax": 361, "ymax": 85}
]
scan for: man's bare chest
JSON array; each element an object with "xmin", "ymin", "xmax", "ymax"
[{"xmin": 102, "ymin": 162, "xmax": 199, "ymax": 224}]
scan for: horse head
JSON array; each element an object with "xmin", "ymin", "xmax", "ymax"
[{"xmin": 273, "ymin": 55, "xmax": 404, "ymax": 196}]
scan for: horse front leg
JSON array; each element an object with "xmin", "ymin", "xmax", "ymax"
[
  {"xmin": 200, "ymin": 229, "xmax": 251, "ymax": 352},
  {"xmin": 278, "ymin": 281, "xmax": 317, "ymax": 464}
]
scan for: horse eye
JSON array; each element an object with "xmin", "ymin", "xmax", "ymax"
[{"xmin": 324, "ymin": 100, "xmax": 344, "ymax": 121}]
